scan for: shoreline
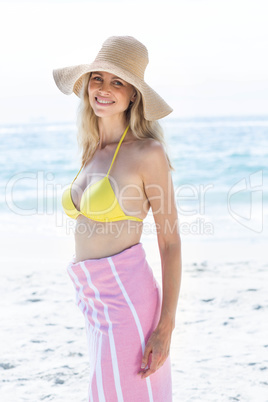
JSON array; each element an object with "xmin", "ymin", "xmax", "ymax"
[{"xmin": 2, "ymin": 227, "xmax": 264, "ymax": 267}]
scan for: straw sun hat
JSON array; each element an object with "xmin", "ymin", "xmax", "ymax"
[{"xmin": 52, "ymin": 36, "xmax": 173, "ymax": 121}]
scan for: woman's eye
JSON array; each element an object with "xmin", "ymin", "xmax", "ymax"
[
  {"xmin": 114, "ymin": 81, "xmax": 123, "ymax": 86},
  {"xmin": 92, "ymin": 76, "xmax": 102, "ymax": 81}
]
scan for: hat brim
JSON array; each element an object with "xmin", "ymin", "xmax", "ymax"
[{"xmin": 53, "ymin": 61, "xmax": 173, "ymax": 121}]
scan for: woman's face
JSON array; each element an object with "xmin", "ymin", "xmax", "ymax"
[{"xmin": 88, "ymin": 71, "xmax": 136, "ymax": 118}]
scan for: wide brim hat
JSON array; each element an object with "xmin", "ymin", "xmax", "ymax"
[{"xmin": 52, "ymin": 36, "xmax": 173, "ymax": 121}]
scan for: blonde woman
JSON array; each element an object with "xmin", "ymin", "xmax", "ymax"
[{"xmin": 53, "ymin": 36, "xmax": 181, "ymax": 401}]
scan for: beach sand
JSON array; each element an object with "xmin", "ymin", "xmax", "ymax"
[{"xmin": 1, "ymin": 215, "xmax": 267, "ymax": 401}]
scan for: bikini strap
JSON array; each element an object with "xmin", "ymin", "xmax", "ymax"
[
  {"xmin": 72, "ymin": 124, "xmax": 129, "ymax": 181},
  {"xmin": 106, "ymin": 124, "xmax": 130, "ymax": 176}
]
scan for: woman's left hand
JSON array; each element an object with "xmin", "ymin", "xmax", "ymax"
[{"xmin": 137, "ymin": 325, "xmax": 172, "ymax": 379}]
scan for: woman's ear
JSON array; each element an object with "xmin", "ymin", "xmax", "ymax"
[{"xmin": 130, "ymin": 91, "xmax": 137, "ymax": 103}]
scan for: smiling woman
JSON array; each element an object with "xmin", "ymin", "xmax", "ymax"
[
  {"xmin": 53, "ymin": 36, "xmax": 182, "ymax": 401},
  {"xmin": 88, "ymin": 72, "xmax": 137, "ymax": 119}
]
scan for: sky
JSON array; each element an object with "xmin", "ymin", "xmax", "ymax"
[{"xmin": 0, "ymin": 0, "xmax": 267, "ymax": 124}]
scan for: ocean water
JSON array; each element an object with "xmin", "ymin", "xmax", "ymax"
[
  {"xmin": 164, "ymin": 115, "xmax": 268, "ymax": 245},
  {"xmin": 1, "ymin": 115, "xmax": 267, "ymax": 244},
  {"xmin": 0, "ymin": 116, "xmax": 268, "ymax": 240}
]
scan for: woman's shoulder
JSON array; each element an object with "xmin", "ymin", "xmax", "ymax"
[
  {"xmin": 138, "ymin": 138, "xmax": 167, "ymax": 162},
  {"xmin": 132, "ymin": 137, "xmax": 169, "ymax": 175},
  {"xmin": 133, "ymin": 137, "xmax": 165, "ymax": 156}
]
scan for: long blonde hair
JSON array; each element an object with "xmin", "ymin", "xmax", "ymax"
[{"xmin": 76, "ymin": 73, "xmax": 173, "ymax": 170}]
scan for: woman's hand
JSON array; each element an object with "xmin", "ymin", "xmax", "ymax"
[{"xmin": 137, "ymin": 324, "xmax": 173, "ymax": 379}]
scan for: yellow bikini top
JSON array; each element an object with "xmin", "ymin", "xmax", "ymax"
[{"xmin": 62, "ymin": 125, "xmax": 143, "ymax": 222}]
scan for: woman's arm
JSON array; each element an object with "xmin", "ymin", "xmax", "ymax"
[{"xmin": 138, "ymin": 140, "xmax": 182, "ymax": 379}]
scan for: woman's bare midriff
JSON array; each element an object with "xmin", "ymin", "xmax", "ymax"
[{"xmin": 73, "ymin": 215, "xmax": 144, "ymax": 262}]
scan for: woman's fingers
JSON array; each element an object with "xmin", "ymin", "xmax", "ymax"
[
  {"xmin": 140, "ymin": 350, "xmax": 167, "ymax": 379},
  {"xmin": 138, "ymin": 343, "xmax": 152, "ymax": 374},
  {"xmin": 138, "ymin": 328, "xmax": 171, "ymax": 378},
  {"xmin": 138, "ymin": 350, "xmax": 167, "ymax": 378},
  {"xmin": 140, "ymin": 352, "xmax": 160, "ymax": 379}
]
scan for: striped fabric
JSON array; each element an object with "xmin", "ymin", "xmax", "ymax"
[{"xmin": 67, "ymin": 242, "xmax": 172, "ymax": 402}]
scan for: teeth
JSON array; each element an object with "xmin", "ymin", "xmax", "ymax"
[{"xmin": 97, "ymin": 98, "xmax": 114, "ymax": 104}]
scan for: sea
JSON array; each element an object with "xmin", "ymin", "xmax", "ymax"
[{"xmin": 1, "ymin": 115, "xmax": 267, "ymax": 246}]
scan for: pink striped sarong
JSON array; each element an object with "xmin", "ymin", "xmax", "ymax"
[{"xmin": 67, "ymin": 242, "xmax": 172, "ymax": 402}]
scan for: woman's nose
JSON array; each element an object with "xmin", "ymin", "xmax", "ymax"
[{"xmin": 99, "ymin": 81, "xmax": 110, "ymax": 93}]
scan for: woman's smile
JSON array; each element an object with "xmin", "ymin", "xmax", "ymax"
[{"xmin": 95, "ymin": 96, "xmax": 115, "ymax": 105}]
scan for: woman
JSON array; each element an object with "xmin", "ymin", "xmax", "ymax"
[{"xmin": 53, "ymin": 36, "xmax": 182, "ymax": 401}]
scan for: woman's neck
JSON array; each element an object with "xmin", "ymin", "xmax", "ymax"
[{"xmin": 97, "ymin": 116, "xmax": 129, "ymax": 148}]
